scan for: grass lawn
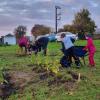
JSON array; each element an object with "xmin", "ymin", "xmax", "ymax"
[{"xmin": 0, "ymin": 40, "xmax": 100, "ymax": 100}]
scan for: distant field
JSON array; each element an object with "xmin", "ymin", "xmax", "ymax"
[{"xmin": 0, "ymin": 40, "xmax": 100, "ymax": 100}]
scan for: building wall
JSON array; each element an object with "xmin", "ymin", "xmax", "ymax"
[{"xmin": 4, "ymin": 37, "xmax": 16, "ymax": 45}]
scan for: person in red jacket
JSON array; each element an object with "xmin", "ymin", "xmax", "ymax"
[{"xmin": 83, "ymin": 34, "xmax": 96, "ymax": 67}]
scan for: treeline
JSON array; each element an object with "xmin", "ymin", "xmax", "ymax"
[{"xmin": 14, "ymin": 8, "xmax": 96, "ymax": 39}]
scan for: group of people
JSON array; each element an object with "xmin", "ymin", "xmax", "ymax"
[
  {"xmin": 18, "ymin": 35, "xmax": 49, "ymax": 56},
  {"xmin": 18, "ymin": 32, "xmax": 96, "ymax": 68},
  {"xmin": 60, "ymin": 32, "xmax": 96, "ymax": 68}
]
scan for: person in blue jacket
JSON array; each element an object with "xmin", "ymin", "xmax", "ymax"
[{"xmin": 60, "ymin": 33, "xmax": 80, "ymax": 68}]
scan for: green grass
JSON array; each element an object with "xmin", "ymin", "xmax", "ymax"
[{"xmin": 0, "ymin": 40, "xmax": 100, "ymax": 100}]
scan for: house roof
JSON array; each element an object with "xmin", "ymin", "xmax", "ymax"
[{"xmin": 5, "ymin": 34, "xmax": 14, "ymax": 37}]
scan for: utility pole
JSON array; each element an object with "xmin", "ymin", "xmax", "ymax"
[{"xmin": 55, "ymin": 6, "xmax": 61, "ymax": 34}]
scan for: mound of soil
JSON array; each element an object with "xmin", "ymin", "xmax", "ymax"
[
  {"xmin": 39, "ymin": 71, "xmax": 55, "ymax": 80},
  {"xmin": 3, "ymin": 71, "xmax": 38, "ymax": 89},
  {"xmin": 0, "ymin": 70, "xmax": 39, "ymax": 99},
  {"xmin": 67, "ymin": 71, "xmax": 87, "ymax": 80},
  {"xmin": 0, "ymin": 68, "xmax": 87, "ymax": 99},
  {"xmin": 0, "ymin": 82, "xmax": 15, "ymax": 99},
  {"xmin": 64, "ymin": 80, "xmax": 76, "ymax": 91},
  {"xmin": 32, "ymin": 66, "xmax": 47, "ymax": 73}
]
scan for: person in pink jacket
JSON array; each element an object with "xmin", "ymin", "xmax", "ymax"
[
  {"xmin": 18, "ymin": 35, "xmax": 28, "ymax": 54},
  {"xmin": 83, "ymin": 34, "xmax": 96, "ymax": 67}
]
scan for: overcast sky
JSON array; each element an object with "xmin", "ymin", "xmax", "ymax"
[{"xmin": 0, "ymin": 0, "xmax": 100, "ymax": 36}]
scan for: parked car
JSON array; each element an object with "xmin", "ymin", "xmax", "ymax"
[
  {"xmin": 47, "ymin": 33, "xmax": 56, "ymax": 42},
  {"xmin": 55, "ymin": 32, "xmax": 78, "ymax": 41},
  {"xmin": 36, "ymin": 33, "xmax": 56, "ymax": 42}
]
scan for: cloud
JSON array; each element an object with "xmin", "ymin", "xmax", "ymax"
[
  {"xmin": 38, "ymin": 9, "xmax": 49, "ymax": 13},
  {"xmin": 0, "ymin": 0, "xmax": 100, "ymax": 35},
  {"xmin": 0, "ymin": 8, "xmax": 4, "ymax": 12},
  {"xmin": 89, "ymin": 1, "xmax": 98, "ymax": 8},
  {"xmin": 34, "ymin": 0, "xmax": 52, "ymax": 2}
]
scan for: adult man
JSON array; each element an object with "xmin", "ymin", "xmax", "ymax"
[{"xmin": 61, "ymin": 33, "xmax": 80, "ymax": 68}]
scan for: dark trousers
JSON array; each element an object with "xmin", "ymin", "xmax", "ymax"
[
  {"xmin": 19, "ymin": 44, "xmax": 27, "ymax": 54},
  {"xmin": 64, "ymin": 47, "xmax": 80, "ymax": 66}
]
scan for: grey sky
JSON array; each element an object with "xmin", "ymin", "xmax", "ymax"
[{"xmin": 0, "ymin": 0, "xmax": 100, "ymax": 36}]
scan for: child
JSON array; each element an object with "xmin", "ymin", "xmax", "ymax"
[
  {"xmin": 18, "ymin": 35, "xmax": 28, "ymax": 54},
  {"xmin": 83, "ymin": 34, "xmax": 96, "ymax": 67}
]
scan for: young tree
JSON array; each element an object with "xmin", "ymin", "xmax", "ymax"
[{"xmin": 31, "ymin": 24, "xmax": 51, "ymax": 37}]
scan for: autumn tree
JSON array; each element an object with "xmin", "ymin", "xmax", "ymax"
[
  {"xmin": 14, "ymin": 25, "xmax": 27, "ymax": 43},
  {"xmin": 63, "ymin": 25, "xmax": 77, "ymax": 33},
  {"xmin": 73, "ymin": 8, "xmax": 96, "ymax": 34},
  {"xmin": 59, "ymin": 8, "xmax": 96, "ymax": 39},
  {"xmin": 58, "ymin": 28, "xmax": 64, "ymax": 32},
  {"xmin": 31, "ymin": 24, "xmax": 51, "ymax": 37}
]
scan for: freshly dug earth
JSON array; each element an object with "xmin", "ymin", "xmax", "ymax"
[
  {"xmin": 0, "ymin": 70, "xmax": 39, "ymax": 99},
  {"xmin": 0, "ymin": 68, "xmax": 86, "ymax": 99}
]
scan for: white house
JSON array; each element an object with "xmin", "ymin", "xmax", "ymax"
[{"xmin": 3, "ymin": 34, "xmax": 16, "ymax": 45}]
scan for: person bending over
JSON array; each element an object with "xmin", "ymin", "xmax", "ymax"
[
  {"xmin": 35, "ymin": 37, "xmax": 49, "ymax": 56},
  {"xmin": 18, "ymin": 35, "xmax": 28, "ymax": 54},
  {"xmin": 61, "ymin": 33, "xmax": 80, "ymax": 68}
]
